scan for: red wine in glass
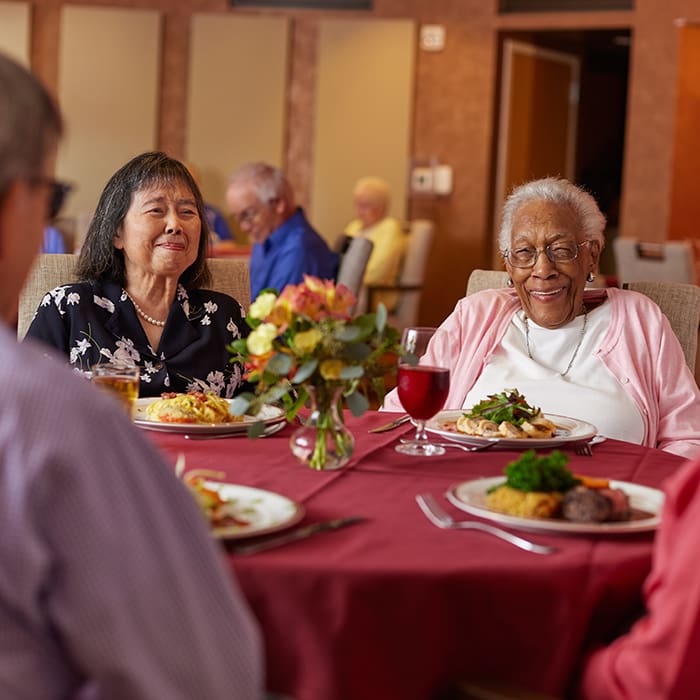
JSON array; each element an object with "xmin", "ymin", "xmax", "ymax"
[
  {"xmin": 397, "ymin": 365, "xmax": 449, "ymax": 420},
  {"xmin": 395, "ymin": 327, "xmax": 450, "ymax": 456}
]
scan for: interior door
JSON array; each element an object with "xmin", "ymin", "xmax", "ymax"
[{"xmin": 493, "ymin": 39, "xmax": 581, "ymax": 264}]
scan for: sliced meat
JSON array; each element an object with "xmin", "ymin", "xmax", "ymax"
[
  {"xmin": 562, "ymin": 486, "xmax": 614, "ymax": 523},
  {"xmin": 499, "ymin": 421, "xmax": 526, "ymax": 438}
]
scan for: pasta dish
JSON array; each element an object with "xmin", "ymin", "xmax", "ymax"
[{"xmin": 145, "ymin": 391, "xmax": 242, "ymax": 424}]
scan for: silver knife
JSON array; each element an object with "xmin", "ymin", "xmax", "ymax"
[
  {"xmin": 232, "ymin": 517, "xmax": 364, "ymax": 555},
  {"xmin": 368, "ymin": 414, "xmax": 411, "ymax": 433}
]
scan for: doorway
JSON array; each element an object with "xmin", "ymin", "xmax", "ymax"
[{"xmin": 490, "ymin": 29, "xmax": 631, "ymax": 276}]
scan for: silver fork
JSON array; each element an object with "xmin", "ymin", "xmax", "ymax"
[
  {"xmin": 572, "ymin": 441, "xmax": 593, "ymax": 457},
  {"xmin": 400, "ymin": 438, "xmax": 498, "ymax": 453},
  {"xmin": 415, "ymin": 493, "xmax": 556, "ymax": 554}
]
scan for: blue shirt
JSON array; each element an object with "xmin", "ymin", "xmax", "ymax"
[
  {"xmin": 42, "ymin": 226, "xmax": 66, "ymax": 253},
  {"xmin": 249, "ymin": 207, "xmax": 339, "ymax": 298},
  {"xmin": 204, "ymin": 203, "xmax": 233, "ymax": 242}
]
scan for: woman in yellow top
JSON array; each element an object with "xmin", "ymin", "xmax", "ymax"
[{"xmin": 345, "ymin": 176, "xmax": 406, "ymax": 311}]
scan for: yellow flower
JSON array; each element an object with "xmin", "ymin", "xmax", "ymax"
[
  {"xmin": 292, "ymin": 328, "xmax": 322, "ymax": 355},
  {"xmin": 248, "ymin": 292, "xmax": 277, "ymax": 320},
  {"xmin": 247, "ymin": 323, "xmax": 278, "ymax": 355},
  {"xmin": 320, "ymin": 359, "xmax": 344, "ymax": 380}
]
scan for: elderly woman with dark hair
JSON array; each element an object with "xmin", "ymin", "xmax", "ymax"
[
  {"xmin": 25, "ymin": 151, "xmax": 248, "ymax": 397},
  {"xmin": 384, "ymin": 176, "xmax": 700, "ymax": 459}
]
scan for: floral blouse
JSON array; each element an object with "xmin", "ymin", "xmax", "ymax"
[{"xmin": 24, "ymin": 280, "xmax": 249, "ymax": 398}]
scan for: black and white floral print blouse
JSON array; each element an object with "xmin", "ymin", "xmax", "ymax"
[{"xmin": 24, "ymin": 279, "xmax": 249, "ymax": 398}]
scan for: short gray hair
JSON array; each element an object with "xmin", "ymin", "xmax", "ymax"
[
  {"xmin": 228, "ymin": 162, "xmax": 294, "ymax": 207},
  {"xmin": 498, "ymin": 177, "xmax": 606, "ymax": 253},
  {"xmin": 0, "ymin": 53, "xmax": 62, "ymax": 195}
]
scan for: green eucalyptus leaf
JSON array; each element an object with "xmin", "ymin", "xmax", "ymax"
[
  {"xmin": 339, "ymin": 365, "xmax": 365, "ymax": 380},
  {"xmin": 345, "ymin": 390, "xmax": 369, "ymax": 417},
  {"xmin": 265, "ymin": 382, "xmax": 293, "ymax": 402},
  {"xmin": 375, "ymin": 303, "xmax": 387, "ymax": 331},
  {"xmin": 343, "ymin": 342, "xmax": 372, "ymax": 362},
  {"xmin": 267, "ymin": 352, "xmax": 293, "ymax": 376},
  {"xmin": 334, "ymin": 325, "xmax": 362, "ymax": 342},
  {"xmin": 247, "ymin": 421, "xmax": 267, "ymax": 439},
  {"xmin": 229, "ymin": 395, "xmax": 253, "ymax": 416},
  {"xmin": 292, "ymin": 359, "xmax": 318, "ymax": 384}
]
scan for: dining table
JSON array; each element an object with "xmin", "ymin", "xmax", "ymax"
[{"xmin": 142, "ymin": 410, "xmax": 686, "ymax": 700}]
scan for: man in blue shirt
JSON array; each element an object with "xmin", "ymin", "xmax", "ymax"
[{"xmin": 226, "ymin": 162, "xmax": 338, "ymax": 299}]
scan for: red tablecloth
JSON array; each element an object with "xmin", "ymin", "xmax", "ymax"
[{"xmin": 145, "ymin": 412, "xmax": 686, "ymax": 700}]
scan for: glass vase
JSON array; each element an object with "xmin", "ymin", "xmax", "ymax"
[{"xmin": 290, "ymin": 385, "xmax": 354, "ymax": 471}]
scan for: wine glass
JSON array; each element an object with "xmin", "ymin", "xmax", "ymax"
[{"xmin": 395, "ymin": 327, "xmax": 450, "ymax": 456}]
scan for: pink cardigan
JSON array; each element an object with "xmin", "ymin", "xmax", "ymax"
[
  {"xmin": 579, "ymin": 454, "xmax": 700, "ymax": 698},
  {"xmin": 383, "ymin": 287, "xmax": 700, "ymax": 459}
]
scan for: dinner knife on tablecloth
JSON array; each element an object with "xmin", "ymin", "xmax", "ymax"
[
  {"xmin": 367, "ymin": 414, "xmax": 411, "ymax": 433},
  {"xmin": 232, "ymin": 517, "xmax": 365, "ymax": 555}
]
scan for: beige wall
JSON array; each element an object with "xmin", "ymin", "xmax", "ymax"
[
  {"xmin": 0, "ymin": 1, "xmax": 30, "ymax": 65},
  {"xmin": 10, "ymin": 0, "xmax": 700, "ymax": 324},
  {"xmin": 56, "ymin": 5, "xmax": 161, "ymax": 219},
  {"xmin": 311, "ymin": 18, "xmax": 415, "ymax": 244},
  {"xmin": 186, "ymin": 13, "xmax": 289, "ymax": 213}
]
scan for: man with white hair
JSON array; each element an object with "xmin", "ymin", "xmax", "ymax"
[
  {"xmin": 227, "ymin": 161, "xmax": 338, "ymax": 298},
  {"xmin": 0, "ymin": 52, "xmax": 262, "ymax": 699}
]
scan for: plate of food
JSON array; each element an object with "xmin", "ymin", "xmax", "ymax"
[
  {"xmin": 446, "ymin": 450, "xmax": 664, "ymax": 534},
  {"xmin": 426, "ymin": 388, "xmax": 597, "ymax": 448},
  {"xmin": 133, "ymin": 391, "xmax": 286, "ymax": 435},
  {"xmin": 182, "ymin": 471, "xmax": 305, "ymax": 540}
]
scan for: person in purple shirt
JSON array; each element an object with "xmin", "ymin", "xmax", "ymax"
[
  {"xmin": 226, "ymin": 161, "xmax": 338, "ymax": 298},
  {"xmin": 0, "ymin": 52, "xmax": 263, "ymax": 699}
]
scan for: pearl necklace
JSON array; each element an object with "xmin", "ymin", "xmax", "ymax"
[
  {"xmin": 523, "ymin": 308, "xmax": 588, "ymax": 377},
  {"xmin": 127, "ymin": 293, "xmax": 166, "ymax": 327}
]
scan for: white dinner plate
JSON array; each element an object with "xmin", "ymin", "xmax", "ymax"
[
  {"xmin": 133, "ymin": 398, "xmax": 286, "ymax": 435},
  {"xmin": 425, "ymin": 410, "xmax": 597, "ymax": 449},
  {"xmin": 446, "ymin": 477, "xmax": 664, "ymax": 534},
  {"xmin": 202, "ymin": 482, "xmax": 305, "ymax": 540}
]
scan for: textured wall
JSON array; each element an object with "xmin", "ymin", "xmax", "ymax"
[{"xmin": 10, "ymin": 0, "xmax": 699, "ymax": 324}]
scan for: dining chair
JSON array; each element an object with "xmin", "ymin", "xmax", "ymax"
[
  {"xmin": 613, "ymin": 238, "xmax": 697, "ymax": 285},
  {"xmin": 622, "ymin": 280, "xmax": 700, "ymax": 373},
  {"xmin": 17, "ymin": 254, "xmax": 251, "ymax": 340},
  {"xmin": 335, "ymin": 235, "xmax": 374, "ymax": 302},
  {"xmin": 465, "ymin": 269, "xmax": 509, "ymax": 296},
  {"xmin": 18, "ymin": 253, "xmax": 78, "ymax": 340},
  {"xmin": 366, "ymin": 218, "xmax": 434, "ymax": 329},
  {"xmin": 464, "ymin": 271, "xmax": 700, "ymax": 375},
  {"xmin": 207, "ymin": 257, "xmax": 251, "ymax": 310}
]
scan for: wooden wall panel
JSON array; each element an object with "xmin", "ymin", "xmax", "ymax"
[{"xmin": 668, "ymin": 24, "xmax": 700, "ymax": 241}]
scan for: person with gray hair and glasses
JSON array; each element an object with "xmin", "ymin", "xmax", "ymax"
[
  {"xmin": 0, "ymin": 52, "xmax": 263, "ymax": 699},
  {"xmin": 383, "ymin": 176, "xmax": 700, "ymax": 458},
  {"xmin": 227, "ymin": 161, "xmax": 338, "ymax": 298}
]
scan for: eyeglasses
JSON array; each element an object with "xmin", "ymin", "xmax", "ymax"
[
  {"xmin": 235, "ymin": 197, "xmax": 278, "ymax": 227},
  {"xmin": 503, "ymin": 240, "xmax": 590, "ymax": 268},
  {"xmin": 30, "ymin": 177, "xmax": 73, "ymax": 220},
  {"xmin": 236, "ymin": 206, "xmax": 263, "ymax": 227}
]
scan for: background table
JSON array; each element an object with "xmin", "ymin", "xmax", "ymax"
[{"xmin": 145, "ymin": 412, "xmax": 686, "ymax": 700}]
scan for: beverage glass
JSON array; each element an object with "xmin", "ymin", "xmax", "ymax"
[
  {"xmin": 395, "ymin": 327, "xmax": 450, "ymax": 456},
  {"xmin": 91, "ymin": 363, "xmax": 140, "ymax": 418}
]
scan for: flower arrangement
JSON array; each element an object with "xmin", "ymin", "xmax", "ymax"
[{"xmin": 229, "ymin": 275, "xmax": 401, "ymax": 470}]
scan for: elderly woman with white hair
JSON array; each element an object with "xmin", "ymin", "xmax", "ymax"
[
  {"xmin": 345, "ymin": 176, "xmax": 406, "ymax": 310},
  {"xmin": 383, "ymin": 176, "xmax": 700, "ymax": 458}
]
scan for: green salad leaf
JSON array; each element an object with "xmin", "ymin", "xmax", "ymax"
[
  {"xmin": 463, "ymin": 388, "xmax": 541, "ymax": 426},
  {"xmin": 502, "ymin": 450, "xmax": 581, "ymax": 492}
]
